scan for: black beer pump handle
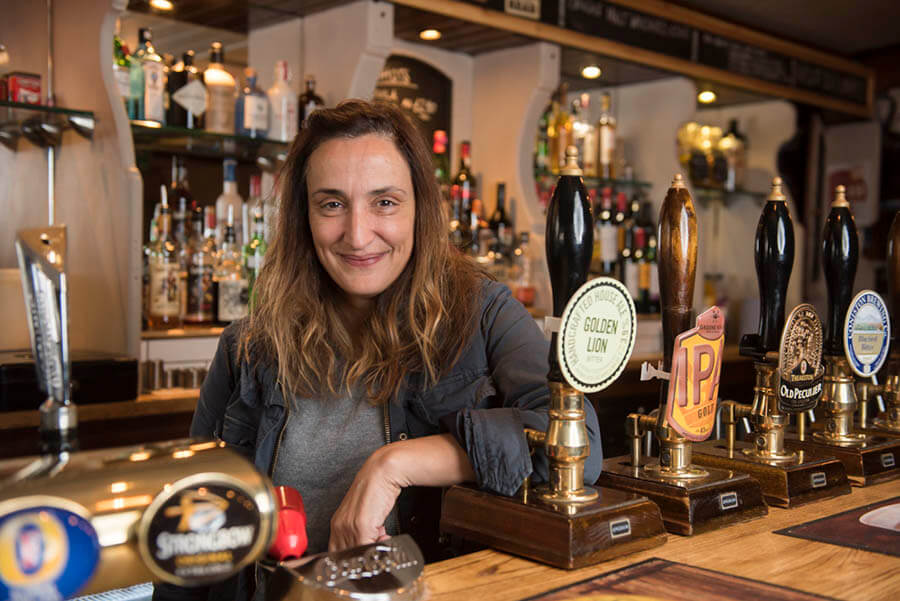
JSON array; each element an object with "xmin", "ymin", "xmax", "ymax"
[
  {"xmin": 888, "ymin": 212, "xmax": 900, "ymax": 347},
  {"xmin": 822, "ymin": 185, "xmax": 859, "ymax": 356},
  {"xmin": 658, "ymin": 174, "xmax": 698, "ymax": 374},
  {"xmin": 740, "ymin": 178, "xmax": 795, "ymax": 359},
  {"xmin": 545, "ymin": 146, "xmax": 593, "ymax": 383}
]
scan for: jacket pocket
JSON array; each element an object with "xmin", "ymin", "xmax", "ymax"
[
  {"xmin": 412, "ymin": 370, "xmax": 497, "ymax": 425},
  {"xmin": 220, "ymin": 410, "xmax": 257, "ymax": 460}
]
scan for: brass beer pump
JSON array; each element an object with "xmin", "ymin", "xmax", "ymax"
[
  {"xmin": 0, "ymin": 227, "xmax": 278, "ymax": 598},
  {"xmin": 692, "ymin": 178, "xmax": 850, "ymax": 507},
  {"xmin": 784, "ymin": 187, "xmax": 900, "ymax": 485},
  {"xmin": 441, "ymin": 148, "xmax": 666, "ymax": 569},
  {"xmin": 855, "ymin": 211, "xmax": 900, "ymax": 434},
  {"xmin": 599, "ymin": 174, "xmax": 767, "ymax": 535}
]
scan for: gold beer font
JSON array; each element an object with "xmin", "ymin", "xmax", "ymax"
[
  {"xmin": 832, "ymin": 184, "xmax": 849, "ymax": 208},
  {"xmin": 671, "ymin": 173, "xmax": 686, "ymax": 189},
  {"xmin": 559, "ymin": 145, "xmax": 583, "ymax": 176},
  {"xmin": 768, "ymin": 177, "xmax": 787, "ymax": 202}
]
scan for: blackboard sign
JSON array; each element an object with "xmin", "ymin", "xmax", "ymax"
[
  {"xmin": 373, "ymin": 54, "xmax": 453, "ymax": 150},
  {"xmin": 564, "ymin": 0, "xmax": 693, "ymax": 61},
  {"xmin": 461, "ymin": 0, "xmax": 561, "ymax": 23},
  {"xmin": 794, "ymin": 59, "xmax": 867, "ymax": 105},
  {"xmin": 697, "ymin": 32, "xmax": 794, "ymax": 88}
]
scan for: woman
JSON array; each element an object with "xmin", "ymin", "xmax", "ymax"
[{"xmin": 154, "ymin": 100, "xmax": 602, "ymax": 601}]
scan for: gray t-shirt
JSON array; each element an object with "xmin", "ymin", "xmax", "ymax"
[{"xmin": 271, "ymin": 392, "xmax": 399, "ymax": 554}]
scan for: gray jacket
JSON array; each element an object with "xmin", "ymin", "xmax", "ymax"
[{"xmin": 155, "ymin": 279, "xmax": 602, "ymax": 600}]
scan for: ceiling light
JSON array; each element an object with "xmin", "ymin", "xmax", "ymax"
[
  {"xmin": 581, "ymin": 65, "xmax": 601, "ymax": 79},
  {"xmin": 419, "ymin": 29, "xmax": 442, "ymax": 41},
  {"xmin": 697, "ymin": 90, "xmax": 717, "ymax": 104},
  {"xmin": 150, "ymin": 0, "xmax": 174, "ymax": 11}
]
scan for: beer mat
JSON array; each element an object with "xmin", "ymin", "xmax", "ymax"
[
  {"xmin": 775, "ymin": 496, "xmax": 900, "ymax": 557},
  {"xmin": 521, "ymin": 558, "xmax": 837, "ymax": 601}
]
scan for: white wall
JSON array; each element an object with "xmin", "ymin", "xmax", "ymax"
[{"xmin": 248, "ymin": 19, "xmax": 304, "ymax": 96}]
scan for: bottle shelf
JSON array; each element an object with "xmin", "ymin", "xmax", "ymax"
[
  {"xmin": 141, "ymin": 325, "xmax": 225, "ymax": 340},
  {"xmin": 534, "ymin": 169, "xmax": 653, "ymax": 189},
  {"xmin": 0, "ymin": 100, "xmax": 94, "ymax": 150},
  {"xmin": 131, "ymin": 121, "xmax": 289, "ymax": 165}
]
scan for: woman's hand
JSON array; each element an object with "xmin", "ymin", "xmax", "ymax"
[
  {"xmin": 328, "ymin": 433, "xmax": 476, "ymax": 551},
  {"xmin": 328, "ymin": 445, "xmax": 401, "ymax": 552}
]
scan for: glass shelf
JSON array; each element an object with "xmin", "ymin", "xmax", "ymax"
[
  {"xmin": 0, "ymin": 100, "xmax": 94, "ymax": 150},
  {"xmin": 534, "ymin": 169, "xmax": 652, "ymax": 189},
  {"xmin": 691, "ymin": 185, "xmax": 767, "ymax": 205},
  {"xmin": 131, "ymin": 121, "xmax": 290, "ymax": 166}
]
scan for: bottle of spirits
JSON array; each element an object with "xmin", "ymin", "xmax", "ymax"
[
  {"xmin": 216, "ymin": 159, "xmax": 244, "ymax": 245},
  {"xmin": 147, "ymin": 185, "xmax": 184, "ymax": 330},
  {"xmin": 170, "ymin": 156, "xmax": 192, "ymax": 244},
  {"xmin": 597, "ymin": 92, "xmax": 616, "ymax": 180},
  {"xmin": 534, "ymin": 98, "xmax": 551, "ymax": 173},
  {"xmin": 235, "ymin": 68, "xmax": 269, "ymax": 138},
  {"xmin": 619, "ymin": 226, "xmax": 633, "ymax": 293},
  {"xmin": 645, "ymin": 231, "xmax": 660, "ymax": 313},
  {"xmin": 547, "ymin": 83, "xmax": 572, "ymax": 174},
  {"xmin": 129, "ymin": 28, "xmax": 165, "ymax": 123},
  {"xmin": 298, "ymin": 75, "xmax": 325, "ymax": 128},
  {"xmin": 634, "ymin": 228, "xmax": 649, "ymax": 312},
  {"xmin": 573, "ymin": 93, "xmax": 598, "ymax": 177},
  {"xmin": 167, "ymin": 50, "xmax": 206, "ymax": 129},
  {"xmin": 183, "ymin": 206, "xmax": 216, "ymax": 325},
  {"xmin": 215, "ymin": 205, "xmax": 249, "ymax": 323},
  {"xmin": 204, "ymin": 42, "xmax": 236, "ymax": 134},
  {"xmin": 597, "ymin": 187, "xmax": 617, "ymax": 276},
  {"xmin": 267, "ymin": 60, "xmax": 298, "ymax": 142},
  {"xmin": 614, "ymin": 191, "xmax": 628, "ymax": 258},
  {"xmin": 432, "ymin": 130, "xmax": 451, "ymax": 221},
  {"xmin": 489, "ymin": 182, "xmax": 514, "ymax": 254},
  {"xmin": 243, "ymin": 201, "xmax": 268, "ymax": 307},
  {"xmin": 450, "ymin": 141, "xmax": 476, "ymax": 249},
  {"xmin": 511, "ymin": 232, "xmax": 535, "ymax": 307},
  {"xmin": 113, "ymin": 19, "xmax": 130, "ymax": 112}
]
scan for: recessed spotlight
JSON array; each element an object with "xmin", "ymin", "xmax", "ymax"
[
  {"xmin": 697, "ymin": 90, "xmax": 717, "ymax": 104},
  {"xmin": 419, "ymin": 28, "xmax": 442, "ymax": 41},
  {"xmin": 150, "ymin": 0, "xmax": 174, "ymax": 11},
  {"xmin": 581, "ymin": 65, "xmax": 601, "ymax": 79}
]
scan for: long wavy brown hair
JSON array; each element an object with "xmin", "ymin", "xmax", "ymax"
[{"xmin": 239, "ymin": 100, "xmax": 484, "ymax": 405}]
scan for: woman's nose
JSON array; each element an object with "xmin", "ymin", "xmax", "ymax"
[{"xmin": 345, "ymin": 205, "xmax": 374, "ymax": 249}]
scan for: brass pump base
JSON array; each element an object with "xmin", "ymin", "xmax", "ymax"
[{"xmin": 440, "ymin": 383, "xmax": 665, "ymax": 569}]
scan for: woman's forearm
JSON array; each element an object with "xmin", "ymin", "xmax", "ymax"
[{"xmin": 379, "ymin": 433, "xmax": 476, "ymax": 488}]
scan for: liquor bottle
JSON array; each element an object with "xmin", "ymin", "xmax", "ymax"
[
  {"xmin": 216, "ymin": 159, "xmax": 244, "ymax": 245},
  {"xmin": 170, "ymin": 156, "xmax": 192, "ymax": 244},
  {"xmin": 547, "ymin": 83, "xmax": 572, "ymax": 174},
  {"xmin": 298, "ymin": 75, "xmax": 325, "ymax": 127},
  {"xmin": 167, "ymin": 50, "xmax": 206, "ymax": 129},
  {"xmin": 597, "ymin": 92, "xmax": 616, "ymax": 180},
  {"xmin": 614, "ymin": 191, "xmax": 628, "ymax": 258},
  {"xmin": 489, "ymin": 182, "xmax": 514, "ymax": 254},
  {"xmin": 113, "ymin": 19, "xmax": 130, "ymax": 112},
  {"xmin": 619, "ymin": 226, "xmax": 633, "ymax": 294},
  {"xmin": 433, "ymin": 130, "xmax": 451, "ymax": 221},
  {"xmin": 450, "ymin": 141, "xmax": 476, "ymax": 249},
  {"xmin": 215, "ymin": 205, "xmax": 249, "ymax": 323},
  {"xmin": 203, "ymin": 206, "xmax": 217, "ymax": 245},
  {"xmin": 634, "ymin": 228, "xmax": 650, "ymax": 313},
  {"xmin": 511, "ymin": 232, "xmax": 535, "ymax": 307},
  {"xmin": 573, "ymin": 93, "xmax": 598, "ymax": 177},
  {"xmin": 534, "ymin": 98, "xmax": 551, "ymax": 173},
  {"xmin": 646, "ymin": 231, "xmax": 660, "ymax": 313},
  {"xmin": 129, "ymin": 28, "xmax": 165, "ymax": 123},
  {"xmin": 147, "ymin": 185, "xmax": 184, "ymax": 330},
  {"xmin": 204, "ymin": 42, "xmax": 236, "ymax": 135},
  {"xmin": 235, "ymin": 68, "xmax": 269, "ymax": 138},
  {"xmin": 594, "ymin": 187, "xmax": 617, "ymax": 276},
  {"xmin": 243, "ymin": 201, "xmax": 268, "ymax": 307},
  {"xmin": 182, "ymin": 207, "xmax": 215, "ymax": 325},
  {"xmin": 267, "ymin": 60, "xmax": 298, "ymax": 142}
]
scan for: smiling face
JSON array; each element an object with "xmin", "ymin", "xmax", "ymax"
[{"xmin": 307, "ymin": 134, "xmax": 416, "ymax": 312}]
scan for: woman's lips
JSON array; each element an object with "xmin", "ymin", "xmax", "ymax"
[{"xmin": 340, "ymin": 253, "xmax": 386, "ymax": 267}]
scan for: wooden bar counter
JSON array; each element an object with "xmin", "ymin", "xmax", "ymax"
[{"xmin": 425, "ymin": 479, "xmax": 899, "ymax": 601}]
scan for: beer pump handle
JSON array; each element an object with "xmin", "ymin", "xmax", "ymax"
[
  {"xmin": 822, "ymin": 185, "xmax": 859, "ymax": 356},
  {"xmin": 739, "ymin": 178, "xmax": 795, "ymax": 359},
  {"xmin": 658, "ymin": 174, "xmax": 697, "ymax": 376},
  {"xmin": 545, "ymin": 146, "xmax": 593, "ymax": 383},
  {"xmin": 888, "ymin": 212, "xmax": 900, "ymax": 347}
]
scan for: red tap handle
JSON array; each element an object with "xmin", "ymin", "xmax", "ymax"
[{"xmin": 268, "ymin": 486, "xmax": 308, "ymax": 561}]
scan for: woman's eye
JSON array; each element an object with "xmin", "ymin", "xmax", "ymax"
[
  {"xmin": 322, "ymin": 200, "xmax": 343, "ymax": 210},
  {"xmin": 376, "ymin": 198, "xmax": 397, "ymax": 207}
]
